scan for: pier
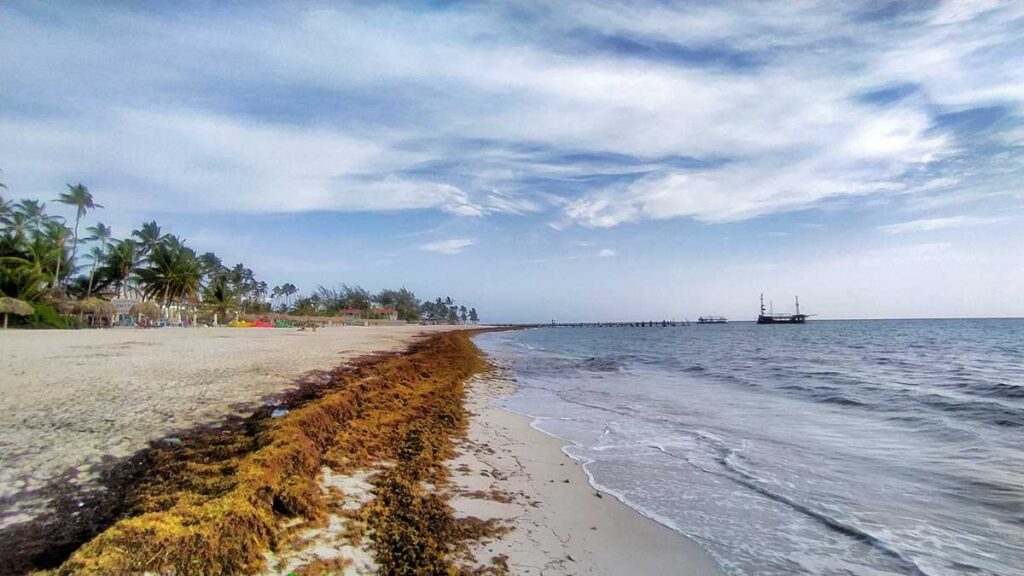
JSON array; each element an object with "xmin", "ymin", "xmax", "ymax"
[{"xmin": 505, "ymin": 320, "xmax": 689, "ymax": 328}]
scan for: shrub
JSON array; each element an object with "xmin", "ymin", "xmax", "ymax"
[{"xmin": 23, "ymin": 302, "xmax": 73, "ymax": 328}]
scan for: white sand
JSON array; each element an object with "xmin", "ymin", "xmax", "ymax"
[
  {"xmin": 448, "ymin": 373, "xmax": 726, "ymax": 575},
  {"xmin": 1, "ymin": 326, "xmax": 726, "ymax": 574},
  {"xmin": 0, "ymin": 325, "xmax": 463, "ymax": 528}
]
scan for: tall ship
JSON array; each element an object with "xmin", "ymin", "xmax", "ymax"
[
  {"xmin": 757, "ymin": 294, "xmax": 810, "ymax": 324},
  {"xmin": 697, "ymin": 316, "xmax": 728, "ymax": 324}
]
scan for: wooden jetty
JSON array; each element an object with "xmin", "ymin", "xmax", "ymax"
[{"xmin": 504, "ymin": 320, "xmax": 691, "ymax": 328}]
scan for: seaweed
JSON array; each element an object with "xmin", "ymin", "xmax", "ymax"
[{"xmin": 48, "ymin": 330, "xmax": 503, "ymax": 575}]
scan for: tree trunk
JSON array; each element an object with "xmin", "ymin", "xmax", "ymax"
[
  {"xmin": 3, "ymin": 313, "xmax": 8, "ymax": 329},
  {"xmin": 86, "ymin": 239, "xmax": 105, "ymax": 298},
  {"xmin": 69, "ymin": 213, "xmax": 81, "ymax": 277},
  {"xmin": 86, "ymin": 259, "xmax": 98, "ymax": 298},
  {"xmin": 53, "ymin": 237, "xmax": 63, "ymax": 290}
]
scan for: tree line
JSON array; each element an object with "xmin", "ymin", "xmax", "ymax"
[{"xmin": 0, "ymin": 182, "xmax": 480, "ymax": 327}]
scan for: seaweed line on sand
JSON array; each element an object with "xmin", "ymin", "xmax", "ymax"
[{"xmin": 3, "ymin": 329, "xmax": 511, "ymax": 576}]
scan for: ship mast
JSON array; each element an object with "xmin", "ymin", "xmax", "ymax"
[
  {"xmin": 795, "ymin": 295, "xmax": 800, "ymax": 315},
  {"xmin": 760, "ymin": 293, "xmax": 766, "ymax": 315}
]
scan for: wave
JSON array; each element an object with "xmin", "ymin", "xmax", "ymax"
[
  {"xmin": 578, "ymin": 356, "xmax": 623, "ymax": 372},
  {"xmin": 964, "ymin": 381, "xmax": 1024, "ymax": 400},
  {"xmin": 651, "ymin": 442, "xmax": 933, "ymax": 576}
]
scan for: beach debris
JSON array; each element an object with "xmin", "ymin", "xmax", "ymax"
[
  {"xmin": 56, "ymin": 332, "xmax": 494, "ymax": 576},
  {"xmin": 270, "ymin": 408, "xmax": 289, "ymax": 418},
  {"xmin": 594, "ymin": 491, "xmax": 602, "ymax": 498},
  {"xmin": 162, "ymin": 437, "xmax": 183, "ymax": 447}
]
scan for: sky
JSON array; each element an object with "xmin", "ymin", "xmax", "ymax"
[{"xmin": 1, "ymin": 1, "xmax": 1022, "ymax": 322}]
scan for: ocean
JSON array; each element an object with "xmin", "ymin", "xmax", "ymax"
[{"xmin": 473, "ymin": 320, "xmax": 1024, "ymax": 576}]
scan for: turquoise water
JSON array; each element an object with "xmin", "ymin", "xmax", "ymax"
[{"xmin": 474, "ymin": 320, "xmax": 1024, "ymax": 576}]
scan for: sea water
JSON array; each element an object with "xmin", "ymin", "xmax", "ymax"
[{"xmin": 473, "ymin": 320, "xmax": 1024, "ymax": 576}]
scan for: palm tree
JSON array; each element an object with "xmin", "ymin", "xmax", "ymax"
[
  {"xmin": 4, "ymin": 210, "xmax": 35, "ymax": 244},
  {"xmin": 198, "ymin": 252, "xmax": 225, "ymax": 285},
  {"xmin": 228, "ymin": 263, "xmax": 257, "ymax": 311},
  {"xmin": 55, "ymin": 184, "xmax": 103, "ymax": 275},
  {"xmin": 284, "ymin": 283, "xmax": 298, "ymax": 308},
  {"xmin": 0, "ymin": 194, "xmax": 12, "ymax": 227},
  {"xmin": 137, "ymin": 239, "xmax": 200, "ymax": 309},
  {"xmin": 101, "ymin": 239, "xmax": 140, "ymax": 298},
  {"xmin": 0, "ymin": 255, "xmax": 49, "ymax": 302},
  {"xmin": 83, "ymin": 245, "xmax": 105, "ymax": 298},
  {"xmin": 15, "ymin": 199, "xmax": 50, "ymax": 233},
  {"xmin": 202, "ymin": 276, "xmax": 237, "ymax": 324},
  {"xmin": 84, "ymin": 222, "xmax": 112, "ymax": 297},
  {"xmin": 132, "ymin": 221, "xmax": 165, "ymax": 258},
  {"xmin": 255, "ymin": 280, "xmax": 268, "ymax": 308},
  {"xmin": 271, "ymin": 284, "xmax": 282, "ymax": 308},
  {"xmin": 39, "ymin": 218, "xmax": 70, "ymax": 290}
]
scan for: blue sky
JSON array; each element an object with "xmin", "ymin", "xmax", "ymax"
[{"xmin": 2, "ymin": 1, "xmax": 1022, "ymax": 321}]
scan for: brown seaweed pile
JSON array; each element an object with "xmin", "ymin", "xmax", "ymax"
[{"xmin": 42, "ymin": 330, "xmax": 501, "ymax": 575}]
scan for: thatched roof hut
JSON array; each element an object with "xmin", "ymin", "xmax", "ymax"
[
  {"xmin": 77, "ymin": 297, "xmax": 116, "ymax": 317},
  {"xmin": 0, "ymin": 296, "xmax": 34, "ymax": 329},
  {"xmin": 130, "ymin": 301, "xmax": 162, "ymax": 321}
]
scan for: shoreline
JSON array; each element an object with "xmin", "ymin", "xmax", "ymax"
[
  {"xmin": 448, "ymin": 367, "xmax": 725, "ymax": 575},
  {"xmin": 1, "ymin": 327, "xmax": 723, "ymax": 575}
]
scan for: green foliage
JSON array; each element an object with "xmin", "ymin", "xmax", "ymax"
[
  {"xmin": 0, "ymin": 256, "xmax": 49, "ymax": 301},
  {"xmin": 420, "ymin": 296, "xmax": 479, "ymax": 325},
  {"xmin": 2, "ymin": 180, "xmax": 478, "ymax": 328},
  {"xmin": 135, "ymin": 237, "xmax": 201, "ymax": 305},
  {"xmin": 314, "ymin": 284, "xmax": 372, "ymax": 313},
  {"xmin": 201, "ymin": 276, "xmax": 238, "ymax": 320},
  {"xmin": 23, "ymin": 302, "xmax": 75, "ymax": 328},
  {"xmin": 376, "ymin": 287, "xmax": 421, "ymax": 322}
]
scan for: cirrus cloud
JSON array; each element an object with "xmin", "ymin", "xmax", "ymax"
[{"xmin": 419, "ymin": 238, "xmax": 476, "ymax": 255}]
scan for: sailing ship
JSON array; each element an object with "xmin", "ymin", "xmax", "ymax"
[{"xmin": 757, "ymin": 294, "xmax": 810, "ymax": 324}]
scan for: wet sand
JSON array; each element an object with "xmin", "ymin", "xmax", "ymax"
[
  {"xmin": 447, "ymin": 372, "xmax": 725, "ymax": 575},
  {"xmin": 0, "ymin": 325, "xmax": 462, "ymax": 528}
]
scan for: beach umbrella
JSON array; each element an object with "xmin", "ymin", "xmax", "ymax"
[{"xmin": 0, "ymin": 296, "xmax": 34, "ymax": 329}]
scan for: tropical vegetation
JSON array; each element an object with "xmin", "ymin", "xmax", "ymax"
[{"xmin": 0, "ymin": 180, "xmax": 481, "ymax": 328}]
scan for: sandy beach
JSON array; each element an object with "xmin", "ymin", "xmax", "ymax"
[
  {"xmin": 1, "ymin": 327, "xmax": 724, "ymax": 575},
  {"xmin": 0, "ymin": 325, "xmax": 460, "ymax": 529},
  {"xmin": 447, "ymin": 371, "xmax": 724, "ymax": 576}
]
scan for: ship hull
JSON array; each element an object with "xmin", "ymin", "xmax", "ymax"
[{"xmin": 757, "ymin": 315, "xmax": 807, "ymax": 324}]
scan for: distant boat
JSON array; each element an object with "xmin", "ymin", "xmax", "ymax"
[
  {"xmin": 757, "ymin": 294, "xmax": 811, "ymax": 324},
  {"xmin": 697, "ymin": 316, "xmax": 728, "ymax": 324}
]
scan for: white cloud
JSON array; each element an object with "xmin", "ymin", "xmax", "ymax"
[
  {"xmin": 419, "ymin": 238, "xmax": 476, "ymax": 255},
  {"xmin": 598, "ymin": 248, "xmax": 616, "ymax": 257},
  {"xmin": 562, "ymin": 150, "xmax": 915, "ymax": 226},
  {"xmin": 0, "ymin": 110, "xmax": 492, "ymax": 216},
  {"xmin": 878, "ymin": 215, "xmax": 1008, "ymax": 234},
  {"xmin": 0, "ymin": 1, "xmax": 1021, "ymax": 226}
]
